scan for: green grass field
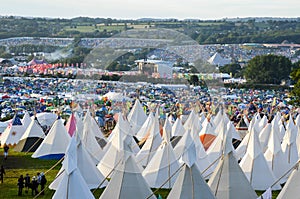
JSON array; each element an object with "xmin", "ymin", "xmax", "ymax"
[{"xmin": 0, "ymin": 148, "xmax": 281, "ymax": 198}]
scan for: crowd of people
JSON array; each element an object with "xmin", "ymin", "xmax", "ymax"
[{"xmin": 17, "ymin": 172, "xmax": 47, "ymax": 196}]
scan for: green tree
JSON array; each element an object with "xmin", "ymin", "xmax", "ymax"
[
  {"xmin": 244, "ymin": 54, "xmax": 292, "ymax": 84},
  {"xmin": 290, "ymin": 60, "xmax": 300, "ymax": 105},
  {"xmin": 189, "ymin": 75, "xmax": 199, "ymax": 86},
  {"xmin": 219, "ymin": 63, "xmax": 242, "ymax": 78}
]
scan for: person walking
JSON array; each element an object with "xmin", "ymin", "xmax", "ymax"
[
  {"xmin": 3, "ymin": 144, "xmax": 9, "ymax": 160},
  {"xmin": 0, "ymin": 165, "xmax": 5, "ymax": 183},
  {"xmin": 17, "ymin": 175, "xmax": 24, "ymax": 196}
]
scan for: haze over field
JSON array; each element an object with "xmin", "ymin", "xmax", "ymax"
[{"xmin": 1, "ymin": 0, "xmax": 299, "ymax": 20}]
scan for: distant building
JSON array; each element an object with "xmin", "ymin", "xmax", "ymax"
[{"xmin": 135, "ymin": 59, "xmax": 173, "ymax": 78}]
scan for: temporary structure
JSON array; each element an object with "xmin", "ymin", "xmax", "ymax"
[
  {"xmin": 21, "ymin": 111, "xmax": 32, "ymax": 129},
  {"xmin": 142, "ymin": 141, "xmax": 180, "ymax": 188},
  {"xmin": 49, "ymin": 133, "xmax": 107, "ymax": 189},
  {"xmin": 50, "ymin": 137, "xmax": 95, "ymax": 199},
  {"xmin": 14, "ymin": 117, "xmax": 45, "ymax": 152},
  {"xmin": 100, "ymin": 155, "xmax": 155, "ymax": 199},
  {"xmin": 32, "ymin": 118, "xmax": 70, "ymax": 159},
  {"xmin": 167, "ymin": 164, "xmax": 216, "ymax": 199},
  {"xmin": 34, "ymin": 112, "xmax": 57, "ymax": 127},
  {"xmin": 81, "ymin": 111, "xmax": 104, "ymax": 163},
  {"xmin": 200, "ymin": 117, "xmax": 217, "ymax": 150},
  {"xmin": 258, "ymin": 123, "xmax": 272, "ymax": 152},
  {"xmin": 174, "ymin": 128, "xmax": 212, "ymax": 177},
  {"xmin": 127, "ymin": 99, "xmax": 147, "ymax": 135},
  {"xmin": 206, "ymin": 118, "xmax": 235, "ymax": 171},
  {"xmin": 136, "ymin": 112, "xmax": 162, "ymax": 168},
  {"xmin": 183, "ymin": 110, "xmax": 201, "ymax": 132},
  {"xmin": 281, "ymin": 118, "xmax": 299, "ymax": 177},
  {"xmin": 277, "ymin": 162, "xmax": 300, "ymax": 199},
  {"xmin": 65, "ymin": 113, "xmax": 76, "ymax": 137},
  {"xmin": 97, "ymin": 115, "xmax": 137, "ymax": 177},
  {"xmin": 135, "ymin": 112, "xmax": 154, "ymax": 140},
  {"xmin": 239, "ymin": 125, "xmax": 281, "ymax": 190},
  {"xmin": 172, "ymin": 117, "xmax": 185, "ymax": 137},
  {"xmin": 208, "ymin": 124, "xmax": 257, "ymax": 199},
  {"xmin": 0, "ymin": 115, "xmax": 25, "ymax": 146},
  {"xmin": 264, "ymin": 119, "xmax": 290, "ymax": 183},
  {"xmin": 235, "ymin": 121, "xmax": 261, "ymax": 160},
  {"xmin": 84, "ymin": 111, "xmax": 107, "ymax": 144}
]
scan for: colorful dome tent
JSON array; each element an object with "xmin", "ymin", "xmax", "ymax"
[
  {"xmin": 32, "ymin": 118, "xmax": 70, "ymax": 159},
  {"xmin": 14, "ymin": 117, "xmax": 45, "ymax": 152}
]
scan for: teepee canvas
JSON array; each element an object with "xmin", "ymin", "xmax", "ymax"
[
  {"xmin": 50, "ymin": 137, "xmax": 95, "ymax": 199},
  {"xmin": 32, "ymin": 118, "xmax": 70, "ymax": 159},
  {"xmin": 100, "ymin": 155, "xmax": 155, "ymax": 199},
  {"xmin": 14, "ymin": 117, "xmax": 45, "ymax": 152},
  {"xmin": 127, "ymin": 99, "xmax": 147, "ymax": 135}
]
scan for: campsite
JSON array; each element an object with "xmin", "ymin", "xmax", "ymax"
[{"xmin": 0, "ymin": 84, "xmax": 298, "ymax": 198}]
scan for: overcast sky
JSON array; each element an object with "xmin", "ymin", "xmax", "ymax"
[{"xmin": 1, "ymin": 0, "xmax": 299, "ymax": 19}]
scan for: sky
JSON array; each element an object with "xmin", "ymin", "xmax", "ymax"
[{"xmin": 1, "ymin": 0, "xmax": 299, "ymax": 20}]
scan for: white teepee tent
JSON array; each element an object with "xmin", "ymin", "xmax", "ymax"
[
  {"xmin": 97, "ymin": 115, "xmax": 137, "ymax": 177},
  {"xmin": 183, "ymin": 110, "xmax": 201, "ymax": 132},
  {"xmin": 174, "ymin": 128, "xmax": 212, "ymax": 177},
  {"xmin": 239, "ymin": 125, "xmax": 281, "ymax": 190},
  {"xmin": 0, "ymin": 115, "xmax": 25, "ymax": 146},
  {"xmin": 50, "ymin": 137, "xmax": 95, "ymax": 199},
  {"xmin": 32, "ymin": 118, "xmax": 70, "ymax": 159},
  {"xmin": 81, "ymin": 111, "xmax": 104, "ymax": 163},
  {"xmin": 100, "ymin": 155, "xmax": 155, "ymax": 199},
  {"xmin": 142, "ymin": 141, "xmax": 180, "ymax": 188},
  {"xmin": 127, "ymin": 99, "xmax": 147, "ymax": 135},
  {"xmin": 167, "ymin": 164, "xmax": 216, "ymax": 199},
  {"xmin": 49, "ymin": 133, "xmax": 107, "ymax": 189},
  {"xmin": 277, "ymin": 162, "xmax": 300, "ymax": 199},
  {"xmin": 208, "ymin": 124, "xmax": 257, "ymax": 199},
  {"xmin": 172, "ymin": 117, "xmax": 185, "ymax": 137},
  {"xmin": 14, "ymin": 117, "xmax": 45, "ymax": 152},
  {"xmin": 135, "ymin": 112, "xmax": 162, "ymax": 167},
  {"xmin": 21, "ymin": 111, "xmax": 32, "ymax": 129},
  {"xmin": 264, "ymin": 119, "xmax": 290, "ymax": 183},
  {"xmin": 281, "ymin": 118, "xmax": 299, "ymax": 170},
  {"xmin": 135, "ymin": 112, "xmax": 154, "ymax": 140}
]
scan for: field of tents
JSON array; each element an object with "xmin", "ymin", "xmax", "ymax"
[{"xmin": 1, "ymin": 99, "xmax": 300, "ymax": 198}]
